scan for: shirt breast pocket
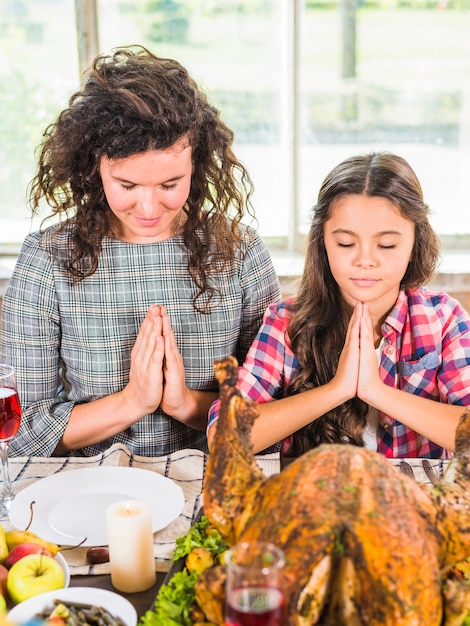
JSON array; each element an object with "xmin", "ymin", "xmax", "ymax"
[{"xmin": 397, "ymin": 350, "xmax": 441, "ymax": 395}]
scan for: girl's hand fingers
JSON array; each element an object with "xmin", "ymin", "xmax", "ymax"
[
  {"xmin": 357, "ymin": 303, "xmax": 384, "ymax": 401},
  {"xmin": 334, "ymin": 304, "xmax": 361, "ymax": 399}
]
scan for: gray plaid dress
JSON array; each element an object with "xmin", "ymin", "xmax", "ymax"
[{"xmin": 1, "ymin": 223, "xmax": 281, "ymax": 457}]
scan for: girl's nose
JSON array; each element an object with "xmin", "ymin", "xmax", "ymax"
[{"xmin": 355, "ymin": 246, "xmax": 376, "ymax": 267}]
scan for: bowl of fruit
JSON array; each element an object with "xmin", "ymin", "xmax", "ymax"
[{"xmin": 0, "ymin": 522, "xmax": 70, "ymax": 612}]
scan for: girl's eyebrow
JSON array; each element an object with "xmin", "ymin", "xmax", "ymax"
[{"xmin": 331, "ymin": 228, "xmax": 403, "ymax": 237}]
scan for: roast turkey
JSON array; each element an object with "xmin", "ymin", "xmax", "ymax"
[{"xmin": 196, "ymin": 356, "xmax": 470, "ymax": 625}]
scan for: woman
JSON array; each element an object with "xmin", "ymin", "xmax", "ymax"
[
  {"xmin": 1, "ymin": 46, "xmax": 281, "ymax": 457},
  {"xmin": 208, "ymin": 152, "xmax": 470, "ymax": 458}
]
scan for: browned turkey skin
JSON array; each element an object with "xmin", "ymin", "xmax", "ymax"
[{"xmin": 197, "ymin": 356, "xmax": 470, "ymax": 626}]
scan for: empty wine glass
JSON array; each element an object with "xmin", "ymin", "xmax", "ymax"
[{"xmin": 0, "ymin": 364, "xmax": 22, "ymax": 518}]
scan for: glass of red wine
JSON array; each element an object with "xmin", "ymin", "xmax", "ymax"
[
  {"xmin": 0, "ymin": 364, "xmax": 22, "ymax": 519},
  {"xmin": 225, "ymin": 541, "xmax": 286, "ymax": 626}
]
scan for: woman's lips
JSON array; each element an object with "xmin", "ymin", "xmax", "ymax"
[{"xmin": 135, "ymin": 217, "xmax": 161, "ymax": 227}]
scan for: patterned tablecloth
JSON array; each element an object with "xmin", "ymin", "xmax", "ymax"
[
  {"xmin": 3, "ymin": 443, "xmax": 281, "ymax": 576},
  {"xmin": 3, "ymin": 445, "xmax": 454, "ymax": 577}
]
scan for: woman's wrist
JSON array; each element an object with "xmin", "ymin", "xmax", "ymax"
[{"xmin": 170, "ymin": 389, "xmax": 218, "ymax": 430}]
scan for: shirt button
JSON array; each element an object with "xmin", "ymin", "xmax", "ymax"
[
  {"xmin": 386, "ymin": 346, "xmax": 394, "ymax": 355},
  {"xmin": 383, "ymin": 423, "xmax": 390, "ymax": 431}
]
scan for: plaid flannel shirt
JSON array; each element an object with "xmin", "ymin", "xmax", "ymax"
[
  {"xmin": 1, "ymin": 223, "xmax": 281, "ymax": 457},
  {"xmin": 208, "ymin": 288, "xmax": 470, "ymax": 458}
]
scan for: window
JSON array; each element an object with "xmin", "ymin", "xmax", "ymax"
[
  {"xmin": 0, "ymin": 0, "xmax": 78, "ymax": 243},
  {"xmin": 1, "ymin": 0, "xmax": 469, "ymax": 269}
]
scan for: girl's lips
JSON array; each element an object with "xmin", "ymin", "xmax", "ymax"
[{"xmin": 352, "ymin": 278, "xmax": 378, "ymax": 287}]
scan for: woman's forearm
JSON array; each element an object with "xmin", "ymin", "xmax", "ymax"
[
  {"xmin": 57, "ymin": 388, "xmax": 217, "ymax": 453},
  {"xmin": 55, "ymin": 390, "xmax": 143, "ymax": 453}
]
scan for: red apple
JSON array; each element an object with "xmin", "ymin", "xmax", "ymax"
[
  {"xmin": 7, "ymin": 553, "xmax": 65, "ymax": 604},
  {"xmin": 0, "ymin": 563, "xmax": 8, "ymax": 600},
  {"xmin": 5, "ymin": 542, "xmax": 53, "ymax": 568}
]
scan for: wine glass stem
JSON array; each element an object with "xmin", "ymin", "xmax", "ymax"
[{"xmin": 0, "ymin": 441, "xmax": 14, "ymax": 500}]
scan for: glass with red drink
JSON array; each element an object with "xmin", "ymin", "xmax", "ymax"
[
  {"xmin": 225, "ymin": 541, "xmax": 286, "ymax": 626},
  {"xmin": 0, "ymin": 364, "xmax": 22, "ymax": 518}
]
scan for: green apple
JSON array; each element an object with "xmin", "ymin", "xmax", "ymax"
[
  {"xmin": 0, "ymin": 593, "xmax": 6, "ymax": 614},
  {"xmin": 7, "ymin": 554, "xmax": 65, "ymax": 604}
]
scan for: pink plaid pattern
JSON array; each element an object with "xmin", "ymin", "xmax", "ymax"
[{"xmin": 208, "ymin": 289, "xmax": 470, "ymax": 459}]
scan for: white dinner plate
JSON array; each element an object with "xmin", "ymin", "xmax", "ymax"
[
  {"xmin": 9, "ymin": 466, "xmax": 184, "ymax": 546},
  {"xmin": 7, "ymin": 586, "xmax": 137, "ymax": 626}
]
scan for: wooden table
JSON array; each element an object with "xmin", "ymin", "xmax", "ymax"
[{"xmin": 70, "ymin": 572, "xmax": 166, "ymax": 618}]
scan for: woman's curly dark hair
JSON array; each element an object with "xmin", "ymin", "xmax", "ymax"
[
  {"xmin": 29, "ymin": 45, "xmax": 255, "ymax": 312},
  {"xmin": 285, "ymin": 152, "xmax": 441, "ymax": 456}
]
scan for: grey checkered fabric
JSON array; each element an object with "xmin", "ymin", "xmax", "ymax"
[{"xmin": 1, "ymin": 223, "xmax": 281, "ymax": 457}]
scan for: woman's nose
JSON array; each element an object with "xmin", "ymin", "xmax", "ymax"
[{"xmin": 136, "ymin": 188, "xmax": 158, "ymax": 215}]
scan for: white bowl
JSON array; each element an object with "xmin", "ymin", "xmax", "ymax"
[
  {"xmin": 56, "ymin": 552, "xmax": 70, "ymax": 588},
  {"xmin": 7, "ymin": 586, "xmax": 137, "ymax": 626}
]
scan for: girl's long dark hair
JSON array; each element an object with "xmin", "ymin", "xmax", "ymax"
[
  {"xmin": 29, "ymin": 46, "xmax": 255, "ymax": 312},
  {"xmin": 285, "ymin": 152, "xmax": 441, "ymax": 456}
]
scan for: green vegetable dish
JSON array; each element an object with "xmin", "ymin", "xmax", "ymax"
[{"xmin": 140, "ymin": 514, "xmax": 228, "ymax": 626}]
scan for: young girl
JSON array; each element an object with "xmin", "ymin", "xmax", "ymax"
[{"xmin": 208, "ymin": 152, "xmax": 470, "ymax": 459}]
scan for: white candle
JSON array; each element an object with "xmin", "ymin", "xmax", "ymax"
[{"xmin": 106, "ymin": 499, "xmax": 157, "ymax": 593}]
